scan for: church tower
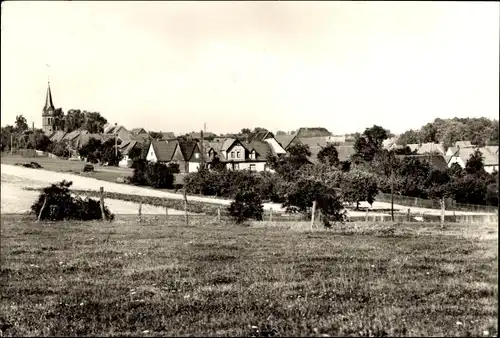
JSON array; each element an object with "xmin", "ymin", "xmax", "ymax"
[{"xmin": 42, "ymin": 81, "xmax": 55, "ymax": 134}]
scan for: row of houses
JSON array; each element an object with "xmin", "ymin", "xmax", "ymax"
[{"xmin": 386, "ymin": 140, "xmax": 499, "ymax": 173}]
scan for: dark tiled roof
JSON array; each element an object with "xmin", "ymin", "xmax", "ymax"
[
  {"xmin": 250, "ymin": 131, "xmax": 274, "ymax": 142},
  {"xmin": 151, "ymin": 141, "xmax": 178, "ymax": 162},
  {"xmin": 120, "ymin": 140, "xmax": 139, "ymax": 155},
  {"xmin": 245, "ymin": 140, "xmax": 273, "ymax": 161},
  {"xmin": 178, "ymin": 140, "xmax": 198, "ymax": 161},
  {"xmin": 296, "ymin": 127, "xmax": 332, "ymax": 138},
  {"xmin": 275, "ymin": 134, "xmax": 299, "ymax": 149},
  {"xmin": 160, "ymin": 132, "xmax": 176, "ymax": 140}
]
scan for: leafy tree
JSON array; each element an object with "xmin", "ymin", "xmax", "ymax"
[
  {"xmin": 228, "ymin": 190, "xmax": 264, "ymax": 224},
  {"xmin": 79, "ymin": 138, "xmax": 103, "ymax": 163},
  {"xmin": 267, "ymin": 143, "xmax": 312, "ymax": 181},
  {"xmin": 425, "ymin": 168, "xmax": 451, "ymax": 200},
  {"xmin": 50, "ymin": 140, "xmax": 70, "ymax": 157},
  {"xmin": 394, "ymin": 157, "xmax": 431, "ymax": 198},
  {"xmin": 282, "ymin": 175, "xmax": 346, "ymax": 226},
  {"xmin": 353, "ymin": 125, "xmax": 390, "ymax": 162},
  {"xmin": 15, "ymin": 115, "xmax": 28, "ymax": 133},
  {"xmin": 396, "ymin": 129, "xmax": 421, "ymax": 146},
  {"xmin": 210, "ymin": 155, "xmax": 226, "ymax": 172},
  {"xmin": 340, "ymin": 170, "xmax": 379, "ymax": 210},
  {"xmin": 83, "ymin": 111, "xmax": 108, "ymax": 133},
  {"xmin": 128, "ymin": 146, "xmax": 143, "ymax": 161},
  {"xmin": 65, "ymin": 109, "xmax": 85, "ymax": 132},
  {"xmin": 52, "ymin": 108, "xmax": 65, "ymax": 131},
  {"xmin": 26, "ymin": 130, "xmax": 52, "ymax": 151},
  {"xmin": 317, "ymin": 143, "xmax": 340, "ymax": 167},
  {"xmin": 465, "ymin": 149, "xmax": 485, "ymax": 175}
]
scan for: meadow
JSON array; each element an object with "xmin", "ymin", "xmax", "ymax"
[{"xmin": 0, "ymin": 215, "xmax": 497, "ymax": 337}]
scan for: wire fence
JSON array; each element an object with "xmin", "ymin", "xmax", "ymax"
[{"xmin": 376, "ymin": 192, "xmax": 498, "ymax": 214}]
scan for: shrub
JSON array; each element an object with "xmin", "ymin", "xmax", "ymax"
[
  {"xmin": 83, "ymin": 164, "xmax": 94, "ymax": 172},
  {"xmin": 30, "ymin": 180, "xmax": 114, "ymax": 221},
  {"xmin": 228, "ymin": 190, "xmax": 264, "ymax": 224},
  {"xmin": 130, "ymin": 159, "xmax": 174, "ymax": 189}
]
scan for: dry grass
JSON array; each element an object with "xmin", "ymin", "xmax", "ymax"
[{"xmin": 0, "ymin": 215, "xmax": 497, "ymax": 337}]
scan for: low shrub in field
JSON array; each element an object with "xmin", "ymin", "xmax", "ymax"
[
  {"xmin": 228, "ymin": 190, "xmax": 264, "ymax": 224},
  {"xmin": 16, "ymin": 162, "xmax": 43, "ymax": 169},
  {"xmin": 30, "ymin": 180, "xmax": 114, "ymax": 221},
  {"xmin": 83, "ymin": 164, "xmax": 94, "ymax": 172},
  {"xmin": 131, "ymin": 159, "xmax": 175, "ymax": 189}
]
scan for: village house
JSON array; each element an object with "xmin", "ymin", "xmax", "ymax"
[
  {"xmin": 146, "ymin": 139, "xmax": 205, "ymax": 173},
  {"xmin": 446, "ymin": 146, "xmax": 499, "ymax": 173},
  {"xmin": 207, "ymin": 138, "xmax": 275, "ymax": 172},
  {"xmin": 118, "ymin": 140, "xmax": 142, "ymax": 167}
]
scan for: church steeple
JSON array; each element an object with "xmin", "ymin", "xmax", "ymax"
[
  {"xmin": 42, "ymin": 81, "xmax": 56, "ymax": 134},
  {"xmin": 43, "ymin": 81, "xmax": 55, "ymax": 113}
]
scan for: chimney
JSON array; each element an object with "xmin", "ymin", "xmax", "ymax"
[{"xmin": 32, "ymin": 122, "xmax": 35, "ymax": 131}]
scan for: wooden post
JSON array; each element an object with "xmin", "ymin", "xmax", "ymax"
[
  {"xmin": 310, "ymin": 201, "xmax": 316, "ymax": 229},
  {"xmin": 37, "ymin": 195, "xmax": 48, "ymax": 222},
  {"xmin": 184, "ymin": 189, "xmax": 189, "ymax": 226},
  {"xmin": 440, "ymin": 197, "xmax": 445, "ymax": 226},
  {"xmin": 165, "ymin": 206, "xmax": 169, "ymax": 222},
  {"xmin": 217, "ymin": 206, "xmax": 221, "ymax": 223},
  {"xmin": 390, "ymin": 165, "xmax": 394, "ymax": 222},
  {"xmin": 99, "ymin": 187, "xmax": 106, "ymax": 221},
  {"xmin": 138, "ymin": 200, "xmax": 142, "ymax": 223},
  {"xmin": 365, "ymin": 208, "xmax": 369, "ymax": 222},
  {"xmin": 407, "ymin": 208, "xmax": 411, "ymax": 222},
  {"xmin": 269, "ymin": 208, "xmax": 273, "ymax": 223}
]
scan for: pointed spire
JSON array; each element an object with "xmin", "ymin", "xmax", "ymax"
[{"xmin": 43, "ymin": 81, "xmax": 55, "ymax": 113}]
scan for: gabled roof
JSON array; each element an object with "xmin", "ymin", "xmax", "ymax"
[
  {"xmin": 131, "ymin": 128, "xmax": 148, "ymax": 135},
  {"xmin": 245, "ymin": 140, "xmax": 273, "ymax": 161},
  {"xmin": 482, "ymin": 145, "xmax": 499, "ymax": 155},
  {"xmin": 250, "ymin": 131, "xmax": 274, "ymax": 142},
  {"xmin": 50, "ymin": 130, "xmax": 66, "ymax": 143},
  {"xmin": 275, "ymin": 134, "xmax": 299, "ymax": 149},
  {"xmin": 120, "ymin": 140, "xmax": 140, "ymax": 155},
  {"xmin": 63, "ymin": 130, "xmax": 81, "ymax": 141},
  {"xmin": 478, "ymin": 147, "xmax": 499, "ymax": 166},
  {"xmin": 160, "ymin": 132, "xmax": 175, "ymax": 140},
  {"xmin": 296, "ymin": 127, "xmax": 332, "ymax": 138},
  {"xmin": 417, "ymin": 143, "xmax": 445, "ymax": 155},
  {"xmin": 178, "ymin": 140, "xmax": 199, "ymax": 161},
  {"xmin": 151, "ymin": 140, "xmax": 178, "ymax": 162},
  {"xmin": 221, "ymin": 138, "xmax": 238, "ymax": 151},
  {"xmin": 129, "ymin": 134, "xmax": 151, "ymax": 144}
]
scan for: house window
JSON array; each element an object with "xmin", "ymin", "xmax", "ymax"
[
  {"xmin": 251, "ymin": 151, "xmax": 255, "ymax": 160},
  {"xmin": 195, "ymin": 153, "xmax": 200, "ymax": 159},
  {"xmin": 250, "ymin": 164, "xmax": 256, "ymax": 171},
  {"xmin": 237, "ymin": 151, "xmax": 240, "ymax": 158},
  {"xmin": 233, "ymin": 163, "xmax": 239, "ymax": 170},
  {"xmin": 231, "ymin": 152, "xmax": 235, "ymax": 158}
]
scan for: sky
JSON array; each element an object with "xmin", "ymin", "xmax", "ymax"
[{"xmin": 1, "ymin": 1, "xmax": 499, "ymax": 135}]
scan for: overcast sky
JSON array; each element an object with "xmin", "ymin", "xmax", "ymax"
[{"xmin": 1, "ymin": 1, "xmax": 499, "ymax": 135}]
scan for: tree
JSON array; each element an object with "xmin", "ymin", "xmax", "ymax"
[
  {"xmin": 65, "ymin": 109, "xmax": 85, "ymax": 132},
  {"xmin": 26, "ymin": 130, "xmax": 52, "ymax": 151},
  {"xmin": 79, "ymin": 138, "xmax": 103, "ymax": 163},
  {"xmin": 52, "ymin": 108, "xmax": 65, "ymax": 131},
  {"xmin": 15, "ymin": 115, "xmax": 28, "ymax": 133},
  {"xmin": 353, "ymin": 125, "xmax": 390, "ymax": 162},
  {"xmin": 396, "ymin": 129, "xmax": 421, "ymax": 146},
  {"xmin": 340, "ymin": 170, "xmax": 379, "ymax": 210},
  {"xmin": 83, "ymin": 111, "xmax": 108, "ymax": 133},
  {"xmin": 317, "ymin": 143, "xmax": 340, "ymax": 167},
  {"xmin": 465, "ymin": 149, "xmax": 485, "ymax": 175},
  {"xmin": 282, "ymin": 175, "xmax": 345, "ymax": 226},
  {"xmin": 228, "ymin": 190, "xmax": 264, "ymax": 224},
  {"xmin": 128, "ymin": 146, "xmax": 143, "ymax": 162},
  {"xmin": 267, "ymin": 143, "xmax": 311, "ymax": 181}
]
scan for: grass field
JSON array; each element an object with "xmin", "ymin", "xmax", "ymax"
[{"xmin": 0, "ymin": 215, "xmax": 497, "ymax": 337}]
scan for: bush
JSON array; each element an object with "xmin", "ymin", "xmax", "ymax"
[
  {"xmin": 228, "ymin": 190, "xmax": 264, "ymax": 224},
  {"xmin": 83, "ymin": 164, "xmax": 94, "ymax": 172},
  {"xmin": 30, "ymin": 180, "xmax": 114, "ymax": 221},
  {"xmin": 130, "ymin": 159, "xmax": 174, "ymax": 189},
  {"xmin": 21, "ymin": 162, "xmax": 43, "ymax": 169}
]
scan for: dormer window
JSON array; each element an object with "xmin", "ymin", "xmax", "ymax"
[
  {"xmin": 250, "ymin": 150, "xmax": 256, "ymax": 160},
  {"xmin": 195, "ymin": 153, "xmax": 200, "ymax": 159}
]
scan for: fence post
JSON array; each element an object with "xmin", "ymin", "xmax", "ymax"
[
  {"xmin": 365, "ymin": 208, "xmax": 369, "ymax": 222},
  {"xmin": 184, "ymin": 189, "xmax": 189, "ymax": 226},
  {"xmin": 138, "ymin": 200, "xmax": 142, "ymax": 223},
  {"xmin": 310, "ymin": 201, "xmax": 316, "ymax": 229},
  {"xmin": 37, "ymin": 195, "xmax": 48, "ymax": 222},
  {"xmin": 99, "ymin": 187, "xmax": 106, "ymax": 221},
  {"xmin": 217, "ymin": 206, "xmax": 221, "ymax": 223},
  {"xmin": 407, "ymin": 208, "xmax": 411, "ymax": 222},
  {"xmin": 269, "ymin": 208, "xmax": 273, "ymax": 223},
  {"xmin": 165, "ymin": 206, "xmax": 169, "ymax": 223},
  {"xmin": 440, "ymin": 197, "xmax": 445, "ymax": 226}
]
